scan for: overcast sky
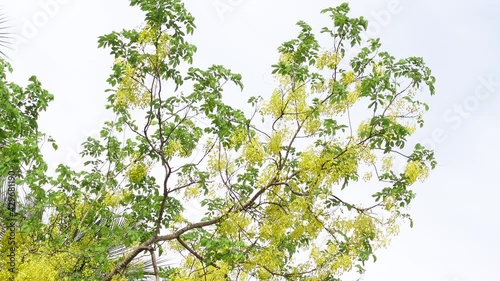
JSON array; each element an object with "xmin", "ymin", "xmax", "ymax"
[{"xmin": 2, "ymin": 0, "xmax": 500, "ymax": 280}]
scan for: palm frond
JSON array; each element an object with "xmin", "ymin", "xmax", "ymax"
[{"xmin": 0, "ymin": 10, "xmax": 13, "ymax": 58}]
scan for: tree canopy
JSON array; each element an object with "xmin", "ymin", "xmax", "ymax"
[{"xmin": 0, "ymin": 1, "xmax": 436, "ymax": 280}]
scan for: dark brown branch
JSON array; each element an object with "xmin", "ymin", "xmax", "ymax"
[
  {"xmin": 176, "ymin": 237, "xmax": 205, "ymax": 264},
  {"xmin": 148, "ymin": 247, "xmax": 160, "ymax": 281}
]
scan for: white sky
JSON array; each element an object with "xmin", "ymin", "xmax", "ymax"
[{"xmin": 2, "ymin": 0, "xmax": 500, "ymax": 280}]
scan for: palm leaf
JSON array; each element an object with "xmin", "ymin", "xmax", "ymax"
[{"xmin": 0, "ymin": 9, "xmax": 13, "ymax": 58}]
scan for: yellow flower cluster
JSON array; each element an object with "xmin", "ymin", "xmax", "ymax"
[
  {"xmin": 264, "ymin": 84, "xmax": 312, "ymax": 122},
  {"xmin": 111, "ymin": 275, "xmax": 130, "ymax": 281},
  {"xmin": 316, "ymin": 50, "xmax": 342, "ymax": 70},
  {"xmin": 0, "ymin": 233, "xmax": 82, "ymax": 281},
  {"xmin": 310, "ymin": 79, "xmax": 327, "ymax": 94},
  {"xmin": 357, "ymin": 120, "xmax": 371, "ymax": 138},
  {"xmin": 352, "ymin": 215, "xmax": 376, "ymax": 238},
  {"xmin": 127, "ymin": 161, "xmax": 148, "ymax": 183},
  {"xmin": 114, "ymin": 61, "xmax": 150, "ymax": 108},
  {"xmin": 288, "ymin": 84, "xmax": 308, "ymax": 115},
  {"xmin": 183, "ymin": 185, "xmax": 200, "ymax": 199},
  {"xmin": 304, "ymin": 118, "xmax": 322, "ymax": 135},
  {"xmin": 404, "ymin": 124, "xmax": 417, "ymax": 135},
  {"xmin": 268, "ymin": 130, "xmax": 285, "ymax": 155},
  {"xmin": 279, "ymin": 53, "xmax": 294, "ymax": 64},
  {"xmin": 252, "ymin": 245, "xmax": 286, "ymax": 275},
  {"xmin": 297, "ymin": 148, "xmax": 325, "ymax": 185},
  {"xmin": 340, "ymin": 71, "xmax": 356, "ymax": 85},
  {"xmin": 321, "ymin": 79, "xmax": 361, "ymax": 115},
  {"xmin": 298, "ymin": 145, "xmax": 359, "ymax": 188},
  {"xmin": 243, "ymin": 138, "xmax": 265, "ymax": 164},
  {"xmin": 263, "ymin": 89, "xmax": 285, "ymax": 118},
  {"xmin": 357, "ymin": 146, "xmax": 376, "ymax": 165},
  {"xmin": 165, "ymin": 139, "xmax": 183, "ymax": 157},
  {"xmin": 346, "ymin": 89, "xmax": 361, "ymax": 105},
  {"xmin": 138, "ymin": 24, "xmax": 171, "ymax": 66},
  {"xmin": 114, "ymin": 24, "xmax": 172, "ymax": 110},
  {"xmin": 362, "ymin": 171, "xmax": 373, "ymax": 181},
  {"xmin": 259, "ymin": 210, "xmax": 292, "ymax": 242},
  {"xmin": 218, "ymin": 212, "xmax": 251, "ymax": 239},
  {"xmin": 207, "ymin": 147, "xmax": 236, "ymax": 179},
  {"xmin": 171, "ymin": 257, "xmax": 230, "ymax": 281},
  {"xmin": 404, "ymin": 160, "xmax": 429, "ymax": 184},
  {"xmin": 228, "ymin": 128, "xmax": 247, "ymax": 149},
  {"xmin": 381, "ymin": 156, "xmax": 394, "ymax": 173},
  {"xmin": 103, "ymin": 191, "xmax": 123, "ymax": 208},
  {"xmin": 330, "ymin": 254, "xmax": 353, "ymax": 273}
]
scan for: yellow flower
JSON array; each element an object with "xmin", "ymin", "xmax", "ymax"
[
  {"xmin": 340, "ymin": 71, "xmax": 356, "ymax": 85},
  {"xmin": 404, "ymin": 161, "xmax": 429, "ymax": 184},
  {"xmin": 316, "ymin": 50, "xmax": 341, "ymax": 70},
  {"xmin": 268, "ymin": 131, "xmax": 285, "ymax": 155},
  {"xmin": 243, "ymin": 138, "xmax": 265, "ymax": 164},
  {"xmin": 128, "ymin": 161, "xmax": 148, "ymax": 183}
]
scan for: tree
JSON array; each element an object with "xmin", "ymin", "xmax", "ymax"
[{"xmin": 0, "ymin": 1, "xmax": 436, "ymax": 280}]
